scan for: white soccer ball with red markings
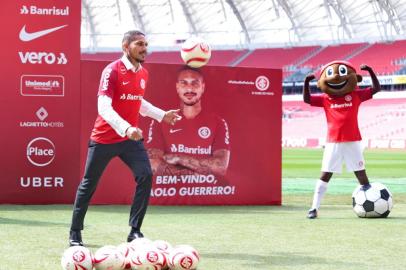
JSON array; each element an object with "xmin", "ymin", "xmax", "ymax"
[
  {"xmin": 352, "ymin": 182, "xmax": 393, "ymax": 218},
  {"xmin": 117, "ymin": 242, "xmax": 135, "ymax": 269},
  {"xmin": 94, "ymin": 245, "xmax": 126, "ymax": 270},
  {"xmin": 129, "ymin": 237, "xmax": 153, "ymax": 251},
  {"xmin": 153, "ymin": 240, "xmax": 173, "ymax": 270},
  {"xmin": 180, "ymin": 37, "xmax": 211, "ymax": 68},
  {"xmin": 61, "ymin": 246, "xmax": 93, "ymax": 270},
  {"xmin": 168, "ymin": 245, "xmax": 199, "ymax": 270},
  {"xmin": 130, "ymin": 245, "xmax": 166, "ymax": 270}
]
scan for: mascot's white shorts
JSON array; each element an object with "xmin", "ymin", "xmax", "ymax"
[{"xmin": 321, "ymin": 141, "xmax": 365, "ymax": 173}]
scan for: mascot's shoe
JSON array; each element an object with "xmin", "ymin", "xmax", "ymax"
[
  {"xmin": 361, "ymin": 183, "xmax": 371, "ymax": 191},
  {"xmin": 127, "ymin": 229, "xmax": 144, "ymax": 242},
  {"xmin": 307, "ymin": 209, "xmax": 318, "ymax": 219},
  {"xmin": 69, "ymin": 230, "xmax": 84, "ymax": 246}
]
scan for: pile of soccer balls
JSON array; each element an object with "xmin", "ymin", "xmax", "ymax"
[{"xmin": 61, "ymin": 238, "xmax": 199, "ymax": 270}]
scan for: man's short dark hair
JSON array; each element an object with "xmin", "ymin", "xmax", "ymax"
[
  {"xmin": 122, "ymin": 30, "xmax": 145, "ymax": 44},
  {"xmin": 177, "ymin": 65, "xmax": 204, "ymax": 81}
]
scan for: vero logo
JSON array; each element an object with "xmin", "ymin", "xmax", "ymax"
[
  {"xmin": 19, "ymin": 24, "xmax": 67, "ymax": 42},
  {"xmin": 19, "ymin": 51, "xmax": 68, "ymax": 65}
]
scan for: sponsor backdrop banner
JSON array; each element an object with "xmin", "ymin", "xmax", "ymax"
[
  {"xmin": 80, "ymin": 61, "xmax": 282, "ymax": 205},
  {"xmin": 0, "ymin": 1, "xmax": 81, "ymax": 203}
]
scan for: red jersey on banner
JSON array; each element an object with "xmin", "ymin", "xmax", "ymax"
[
  {"xmin": 146, "ymin": 110, "xmax": 230, "ymax": 158},
  {"xmin": 90, "ymin": 59, "xmax": 148, "ymax": 144},
  {"xmin": 310, "ymin": 88, "xmax": 372, "ymax": 142}
]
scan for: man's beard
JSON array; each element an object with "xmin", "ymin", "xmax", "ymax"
[
  {"xmin": 127, "ymin": 52, "xmax": 145, "ymax": 63},
  {"xmin": 133, "ymin": 55, "xmax": 145, "ymax": 63}
]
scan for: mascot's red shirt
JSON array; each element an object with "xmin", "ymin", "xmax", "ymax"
[{"xmin": 310, "ymin": 88, "xmax": 372, "ymax": 142}]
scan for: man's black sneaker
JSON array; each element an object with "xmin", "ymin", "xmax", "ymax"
[
  {"xmin": 127, "ymin": 230, "xmax": 144, "ymax": 243},
  {"xmin": 69, "ymin": 230, "xmax": 84, "ymax": 246},
  {"xmin": 307, "ymin": 208, "xmax": 318, "ymax": 219}
]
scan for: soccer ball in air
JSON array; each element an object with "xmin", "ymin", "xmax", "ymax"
[
  {"xmin": 352, "ymin": 182, "xmax": 393, "ymax": 218},
  {"xmin": 180, "ymin": 37, "xmax": 211, "ymax": 68},
  {"xmin": 61, "ymin": 246, "xmax": 93, "ymax": 270}
]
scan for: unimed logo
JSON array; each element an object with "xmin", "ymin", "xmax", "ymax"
[
  {"xmin": 26, "ymin": 137, "xmax": 56, "ymax": 167},
  {"xmin": 20, "ymin": 75, "xmax": 64, "ymax": 96}
]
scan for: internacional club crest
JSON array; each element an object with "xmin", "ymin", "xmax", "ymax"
[
  {"xmin": 198, "ymin": 127, "xmax": 211, "ymax": 139},
  {"xmin": 255, "ymin": 76, "xmax": 270, "ymax": 91}
]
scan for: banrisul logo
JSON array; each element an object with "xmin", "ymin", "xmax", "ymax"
[
  {"xmin": 26, "ymin": 137, "xmax": 56, "ymax": 167},
  {"xmin": 20, "ymin": 5, "xmax": 70, "ymax": 16}
]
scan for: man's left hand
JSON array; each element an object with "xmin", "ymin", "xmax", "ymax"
[{"xmin": 163, "ymin": 109, "xmax": 182, "ymax": 125}]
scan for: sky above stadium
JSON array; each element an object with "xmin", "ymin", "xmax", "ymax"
[{"xmin": 81, "ymin": 0, "xmax": 406, "ymax": 51}]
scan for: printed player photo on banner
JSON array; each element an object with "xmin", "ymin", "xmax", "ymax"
[{"xmin": 137, "ymin": 63, "xmax": 282, "ymax": 205}]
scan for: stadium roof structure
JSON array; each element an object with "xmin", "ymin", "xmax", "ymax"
[{"xmin": 81, "ymin": 0, "xmax": 406, "ymax": 52}]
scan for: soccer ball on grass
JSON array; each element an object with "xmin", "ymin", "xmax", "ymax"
[{"xmin": 352, "ymin": 182, "xmax": 393, "ymax": 218}]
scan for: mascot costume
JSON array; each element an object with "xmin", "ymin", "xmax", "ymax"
[{"xmin": 303, "ymin": 60, "xmax": 380, "ymax": 219}]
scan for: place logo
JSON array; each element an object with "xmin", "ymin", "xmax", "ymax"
[{"xmin": 26, "ymin": 137, "xmax": 56, "ymax": 167}]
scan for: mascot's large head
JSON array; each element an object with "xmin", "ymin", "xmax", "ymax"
[{"xmin": 317, "ymin": 60, "xmax": 362, "ymax": 96}]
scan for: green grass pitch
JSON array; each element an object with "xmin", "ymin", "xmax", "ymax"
[{"xmin": 0, "ymin": 148, "xmax": 405, "ymax": 270}]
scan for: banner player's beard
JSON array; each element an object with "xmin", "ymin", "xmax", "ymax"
[{"xmin": 183, "ymin": 93, "xmax": 200, "ymax": 106}]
